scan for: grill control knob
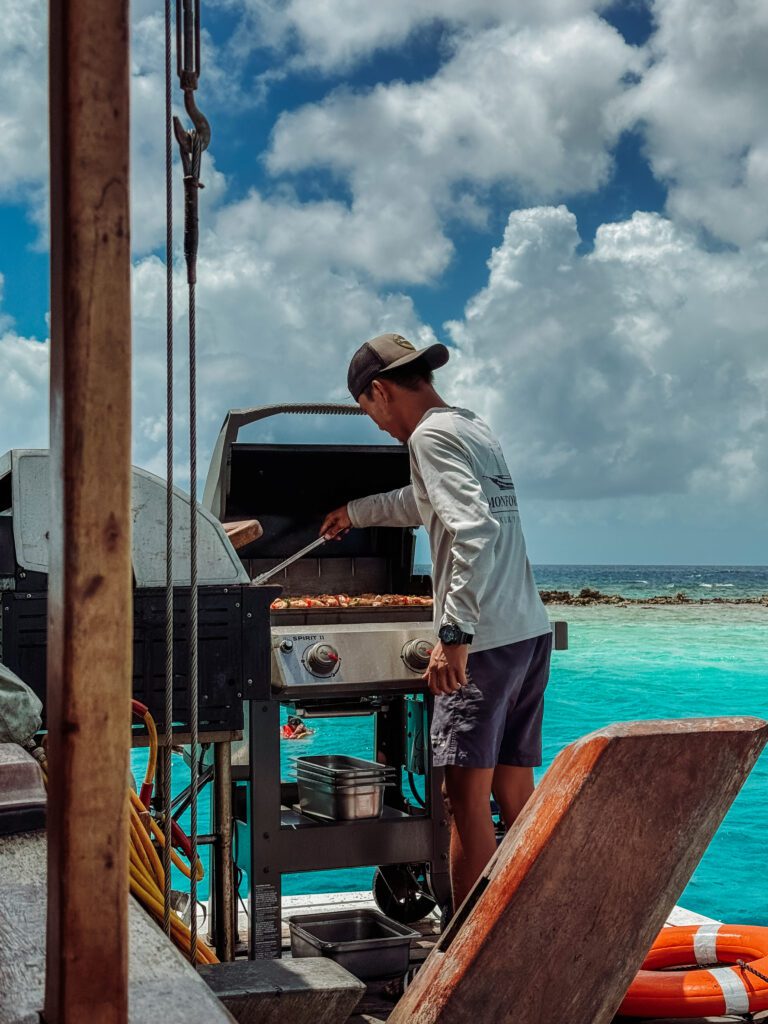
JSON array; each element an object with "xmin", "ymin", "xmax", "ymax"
[
  {"xmin": 304, "ymin": 642, "xmax": 340, "ymax": 676},
  {"xmin": 402, "ymin": 639, "xmax": 433, "ymax": 673},
  {"xmin": 279, "ymin": 639, "xmax": 294, "ymax": 653}
]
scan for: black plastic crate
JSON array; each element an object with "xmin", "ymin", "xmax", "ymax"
[{"xmin": 288, "ymin": 908, "xmax": 419, "ymax": 981}]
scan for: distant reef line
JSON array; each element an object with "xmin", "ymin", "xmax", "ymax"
[{"xmin": 539, "ymin": 587, "xmax": 768, "ymax": 607}]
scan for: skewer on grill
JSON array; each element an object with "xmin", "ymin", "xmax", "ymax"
[{"xmin": 252, "ymin": 535, "xmax": 329, "ymax": 585}]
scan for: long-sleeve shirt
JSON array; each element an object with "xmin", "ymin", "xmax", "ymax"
[{"xmin": 347, "ymin": 406, "xmax": 550, "ymax": 653}]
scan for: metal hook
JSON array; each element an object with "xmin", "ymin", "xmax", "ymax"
[
  {"xmin": 173, "ymin": 101, "xmax": 209, "ymax": 178},
  {"xmin": 183, "ymin": 90, "xmax": 211, "ymax": 152},
  {"xmin": 173, "ymin": 114, "xmax": 204, "ymax": 284},
  {"xmin": 174, "ymin": 0, "xmax": 211, "ymax": 154},
  {"xmin": 172, "ymin": 0, "xmax": 209, "ymax": 285}
]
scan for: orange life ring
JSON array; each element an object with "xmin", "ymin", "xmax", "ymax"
[{"xmin": 620, "ymin": 923, "xmax": 768, "ymax": 1018}]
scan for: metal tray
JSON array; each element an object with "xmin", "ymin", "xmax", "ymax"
[
  {"xmin": 297, "ymin": 776, "xmax": 385, "ymax": 821},
  {"xmin": 294, "ymin": 754, "xmax": 395, "ymax": 784},
  {"xmin": 294, "ymin": 763, "xmax": 394, "ymax": 786},
  {"xmin": 295, "ymin": 770, "xmax": 392, "ymax": 792},
  {"xmin": 288, "ymin": 909, "xmax": 419, "ymax": 981}
]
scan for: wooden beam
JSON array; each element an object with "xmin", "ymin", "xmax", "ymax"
[
  {"xmin": 46, "ymin": 0, "xmax": 132, "ymax": 1021},
  {"xmin": 222, "ymin": 519, "xmax": 263, "ymax": 551},
  {"xmin": 199, "ymin": 958, "xmax": 365, "ymax": 1024},
  {"xmin": 0, "ymin": 831, "xmax": 239, "ymax": 1024},
  {"xmin": 388, "ymin": 717, "xmax": 768, "ymax": 1024}
]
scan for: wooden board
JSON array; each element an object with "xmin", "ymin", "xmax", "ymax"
[
  {"xmin": 200, "ymin": 957, "xmax": 364, "ymax": 1024},
  {"xmin": 0, "ymin": 831, "xmax": 236, "ymax": 1024},
  {"xmin": 47, "ymin": 0, "xmax": 133, "ymax": 1019},
  {"xmin": 388, "ymin": 717, "xmax": 768, "ymax": 1024},
  {"xmin": 223, "ymin": 520, "xmax": 263, "ymax": 551}
]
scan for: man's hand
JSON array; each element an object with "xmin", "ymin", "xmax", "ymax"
[
  {"xmin": 423, "ymin": 640, "xmax": 469, "ymax": 696},
  {"xmin": 319, "ymin": 504, "xmax": 352, "ymax": 540}
]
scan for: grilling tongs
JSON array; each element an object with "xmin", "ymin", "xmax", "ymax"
[{"xmin": 252, "ymin": 535, "xmax": 329, "ymax": 586}]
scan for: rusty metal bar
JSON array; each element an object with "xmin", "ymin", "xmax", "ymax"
[{"xmin": 212, "ymin": 741, "xmax": 235, "ymax": 961}]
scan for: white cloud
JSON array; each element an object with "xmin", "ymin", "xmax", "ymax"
[
  {"xmin": 213, "ymin": 188, "xmax": 451, "ymax": 285},
  {"xmin": 2, "ymin": 0, "xmax": 766, "ymax": 561},
  {"xmin": 622, "ymin": 0, "xmax": 768, "ymax": 246},
  {"xmin": 444, "ymin": 206, "xmax": 768, "ymax": 503},
  {"xmin": 130, "ymin": 199, "xmax": 768, "ymax": 513},
  {"xmin": 0, "ymin": 0, "xmax": 231, "ymax": 255},
  {"xmin": 0, "ymin": 278, "xmax": 49, "ymax": 456},
  {"xmin": 4, "ymin": 195, "xmax": 768, "ymax": 533},
  {"xmin": 267, "ymin": 17, "xmax": 640, "ymax": 282},
  {"xmin": 129, "ymin": 199, "xmax": 434, "ymax": 481},
  {"xmin": 0, "ymin": 211, "xmax": 426, "ymax": 483},
  {"xmin": 0, "ymin": 0, "xmax": 47, "ymax": 200},
  {"xmin": 227, "ymin": 0, "xmax": 601, "ymax": 72}
]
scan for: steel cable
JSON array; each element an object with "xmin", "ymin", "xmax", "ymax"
[
  {"xmin": 163, "ymin": 0, "xmax": 175, "ymax": 940},
  {"xmin": 172, "ymin": 0, "xmax": 207, "ymax": 965},
  {"xmin": 188, "ymin": 270, "xmax": 200, "ymax": 965}
]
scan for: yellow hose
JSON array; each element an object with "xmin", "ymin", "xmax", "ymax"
[
  {"xmin": 128, "ymin": 708, "xmax": 216, "ymax": 964},
  {"xmin": 130, "ymin": 790, "xmax": 204, "ymax": 882},
  {"xmin": 131, "ymin": 801, "xmax": 166, "ymax": 888},
  {"xmin": 129, "ymin": 870, "xmax": 216, "ymax": 964},
  {"xmin": 129, "ymin": 839, "xmax": 152, "ymax": 879},
  {"xmin": 130, "ymin": 820, "xmax": 153, "ymax": 874},
  {"xmin": 38, "ymin": 707, "xmax": 218, "ymax": 966},
  {"xmin": 142, "ymin": 710, "xmax": 158, "ymax": 790}
]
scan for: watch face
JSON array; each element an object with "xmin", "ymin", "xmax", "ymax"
[{"xmin": 440, "ymin": 624, "xmax": 458, "ymax": 644}]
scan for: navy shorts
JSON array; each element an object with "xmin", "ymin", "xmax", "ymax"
[{"xmin": 430, "ymin": 632, "xmax": 552, "ymax": 769}]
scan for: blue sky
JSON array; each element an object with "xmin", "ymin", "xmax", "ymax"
[{"xmin": 1, "ymin": 0, "xmax": 766, "ymax": 564}]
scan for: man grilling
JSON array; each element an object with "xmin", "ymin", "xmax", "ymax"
[{"xmin": 319, "ymin": 333, "xmax": 552, "ymax": 917}]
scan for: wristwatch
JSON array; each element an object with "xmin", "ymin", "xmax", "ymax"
[{"xmin": 438, "ymin": 623, "xmax": 474, "ymax": 646}]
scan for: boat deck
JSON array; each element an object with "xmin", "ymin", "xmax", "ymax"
[{"xmin": 214, "ymin": 891, "xmax": 766, "ymax": 1024}]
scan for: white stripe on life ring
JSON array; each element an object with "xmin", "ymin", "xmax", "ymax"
[
  {"xmin": 706, "ymin": 967, "xmax": 750, "ymax": 1015},
  {"xmin": 693, "ymin": 923, "xmax": 721, "ymax": 965}
]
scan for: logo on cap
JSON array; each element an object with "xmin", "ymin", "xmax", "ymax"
[{"xmin": 392, "ymin": 335, "xmax": 415, "ymax": 350}]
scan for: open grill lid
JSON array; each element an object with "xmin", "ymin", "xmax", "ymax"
[
  {"xmin": 226, "ymin": 442, "xmax": 413, "ymax": 556},
  {"xmin": 202, "ymin": 404, "xmax": 429, "ymax": 598},
  {"xmin": 203, "ymin": 403, "xmax": 366, "ymax": 521}
]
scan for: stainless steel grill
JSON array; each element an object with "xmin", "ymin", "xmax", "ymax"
[
  {"xmin": 204, "ymin": 405, "xmax": 452, "ymax": 959},
  {"xmin": 271, "ymin": 622, "xmax": 438, "ymax": 698},
  {"xmin": 205, "ymin": 400, "xmax": 566, "ymax": 706},
  {"xmin": 203, "ymin": 404, "xmax": 567, "ymax": 961},
  {"xmin": 204, "ymin": 403, "xmax": 439, "ymax": 698}
]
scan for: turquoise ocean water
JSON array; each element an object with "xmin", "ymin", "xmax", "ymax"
[{"xmin": 132, "ymin": 565, "xmax": 768, "ymax": 925}]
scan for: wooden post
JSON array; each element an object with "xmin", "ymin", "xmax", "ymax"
[{"xmin": 46, "ymin": 0, "xmax": 132, "ymax": 1021}]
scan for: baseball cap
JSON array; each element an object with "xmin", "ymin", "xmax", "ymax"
[{"xmin": 347, "ymin": 333, "xmax": 449, "ymax": 400}]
